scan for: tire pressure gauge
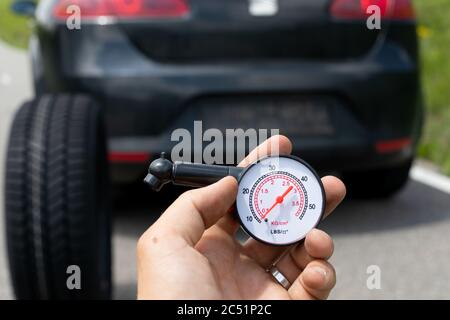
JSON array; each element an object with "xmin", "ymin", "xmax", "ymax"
[
  {"xmin": 236, "ymin": 156, "xmax": 325, "ymax": 246},
  {"xmin": 144, "ymin": 154, "xmax": 325, "ymax": 246}
]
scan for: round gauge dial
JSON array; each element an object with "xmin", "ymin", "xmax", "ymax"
[{"xmin": 236, "ymin": 156, "xmax": 325, "ymax": 246}]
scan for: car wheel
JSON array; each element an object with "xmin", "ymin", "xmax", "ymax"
[
  {"xmin": 343, "ymin": 159, "xmax": 413, "ymax": 199},
  {"xmin": 5, "ymin": 94, "xmax": 111, "ymax": 299}
]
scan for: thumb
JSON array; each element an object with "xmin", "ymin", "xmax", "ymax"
[{"xmin": 152, "ymin": 176, "xmax": 238, "ymax": 246}]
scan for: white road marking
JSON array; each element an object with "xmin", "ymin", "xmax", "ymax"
[{"xmin": 410, "ymin": 165, "xmax": 450, "ymax": 194}]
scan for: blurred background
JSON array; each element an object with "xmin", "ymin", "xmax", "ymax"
[{"xmin": 0, "ymin": 0, "xmax": 449, "ymax": 300}]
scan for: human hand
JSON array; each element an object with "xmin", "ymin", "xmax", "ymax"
[{"xmin": 137, "ymin": 135, "xmax": 346, "ymax": 299}]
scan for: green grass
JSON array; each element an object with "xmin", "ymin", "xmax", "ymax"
[
  {"xmin": 0, "ymin": 0, "xmax": 449, "ymax": 174},
  {"xmin": 414, "ymin": 0, "xmax": 450, "ymax": 175},
  {"xmin": 0, "ymin": 0, "xmax": 33, "ymax": 49}
]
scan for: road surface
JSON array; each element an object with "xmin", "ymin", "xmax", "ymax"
[
  {"xmin": 0, "ymin": 41, "xmax": 32, "ymax": 300},
  {"xmin": 1, "ymin": 41, "xmax": 449, "ymax": 300},
  {"xmin": 111, "ymin": 174, "xmax": 450, "ymax": 300}
]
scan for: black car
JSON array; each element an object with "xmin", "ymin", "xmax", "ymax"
[{"xmin": 5, "ymin": 0, "xmax": 423, "ymax": 299}]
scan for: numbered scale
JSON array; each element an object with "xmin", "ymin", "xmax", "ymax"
[{"xmin": 144, "ymin": 154, "xmax": 325, "ymax": 246}]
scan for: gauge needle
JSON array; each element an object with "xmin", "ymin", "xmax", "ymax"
[{"xmin": 261, "ymin": 185, "xmax": 293, "ymax": 220}]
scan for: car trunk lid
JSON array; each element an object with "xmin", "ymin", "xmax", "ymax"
[{"xmin": 120, "ymin": 0, "xmax": 384, "ymax": 62}]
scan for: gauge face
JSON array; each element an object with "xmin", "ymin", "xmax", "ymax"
[{"xmin": 236, "ymin": 156, "xmax": 325, "ymax": 246}]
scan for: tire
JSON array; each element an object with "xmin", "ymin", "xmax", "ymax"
[
  {"xmin": 4, "ymin": 94, "xmax": 111, "ymax": 299},
  {"xmin": 342, "ymin": 159, "xmax": 413, "ymax": 199}
]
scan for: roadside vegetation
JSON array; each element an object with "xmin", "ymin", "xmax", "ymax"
[
  {"xmin": 0, "ymin": 0, "xmax": 33, "ymax": 49},
  {"xmin": 0, "ymin": 0, "xmax": 449, "ymax": 175},
  {"xmin": 414, "ymin": 0, "xmax": 450, "ymax": 175}
]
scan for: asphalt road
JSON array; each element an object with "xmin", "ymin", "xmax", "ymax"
[
  {"xmin": 1, "ymin": 42, "xmax": 450, "ymax": 300},
  {"xmin": 0, "ymin": 41, "xmax": 32, "ymax": 300}
]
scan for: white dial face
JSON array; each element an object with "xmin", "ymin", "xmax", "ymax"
[{"xmin": 236, "ymin": 156, "xmax": 325, "ymax": 246}]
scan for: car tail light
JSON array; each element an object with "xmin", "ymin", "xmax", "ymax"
[
  {"xmin": 108, "ymin": 152, "xmax": 151, "ymax": 163},
  {"xmin": 330, "ymin": 0, "xmax": 415, "ymax": 20},
  {"xmin": 375, "ymin": 138, "xmax": 412, "ymax": 154},
  {"xmin": 53, "ymin": 0, "xmax": 190, "ymax": 20}
]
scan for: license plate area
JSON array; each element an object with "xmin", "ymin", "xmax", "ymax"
[{"xmin": 193, "ymin": 95, "xmax": 337, "ymax": 136}]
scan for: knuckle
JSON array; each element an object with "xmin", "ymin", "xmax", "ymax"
[
  {"xmin": 180, "ymin": 189, "xmax": 195, "ymax": 200},
  {"xmin": 177, "ymin": 189, "xmax": 197, "ymax": 207}
]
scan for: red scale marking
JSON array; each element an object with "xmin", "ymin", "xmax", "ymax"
[{"xmin": 253, "ymin": 174, "xmax": 305, "ymax": 219}]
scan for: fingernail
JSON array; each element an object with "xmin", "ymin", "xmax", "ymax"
[{"xmin": 311, "ymin": 266, "xmax": 328, "ymax": 283}]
